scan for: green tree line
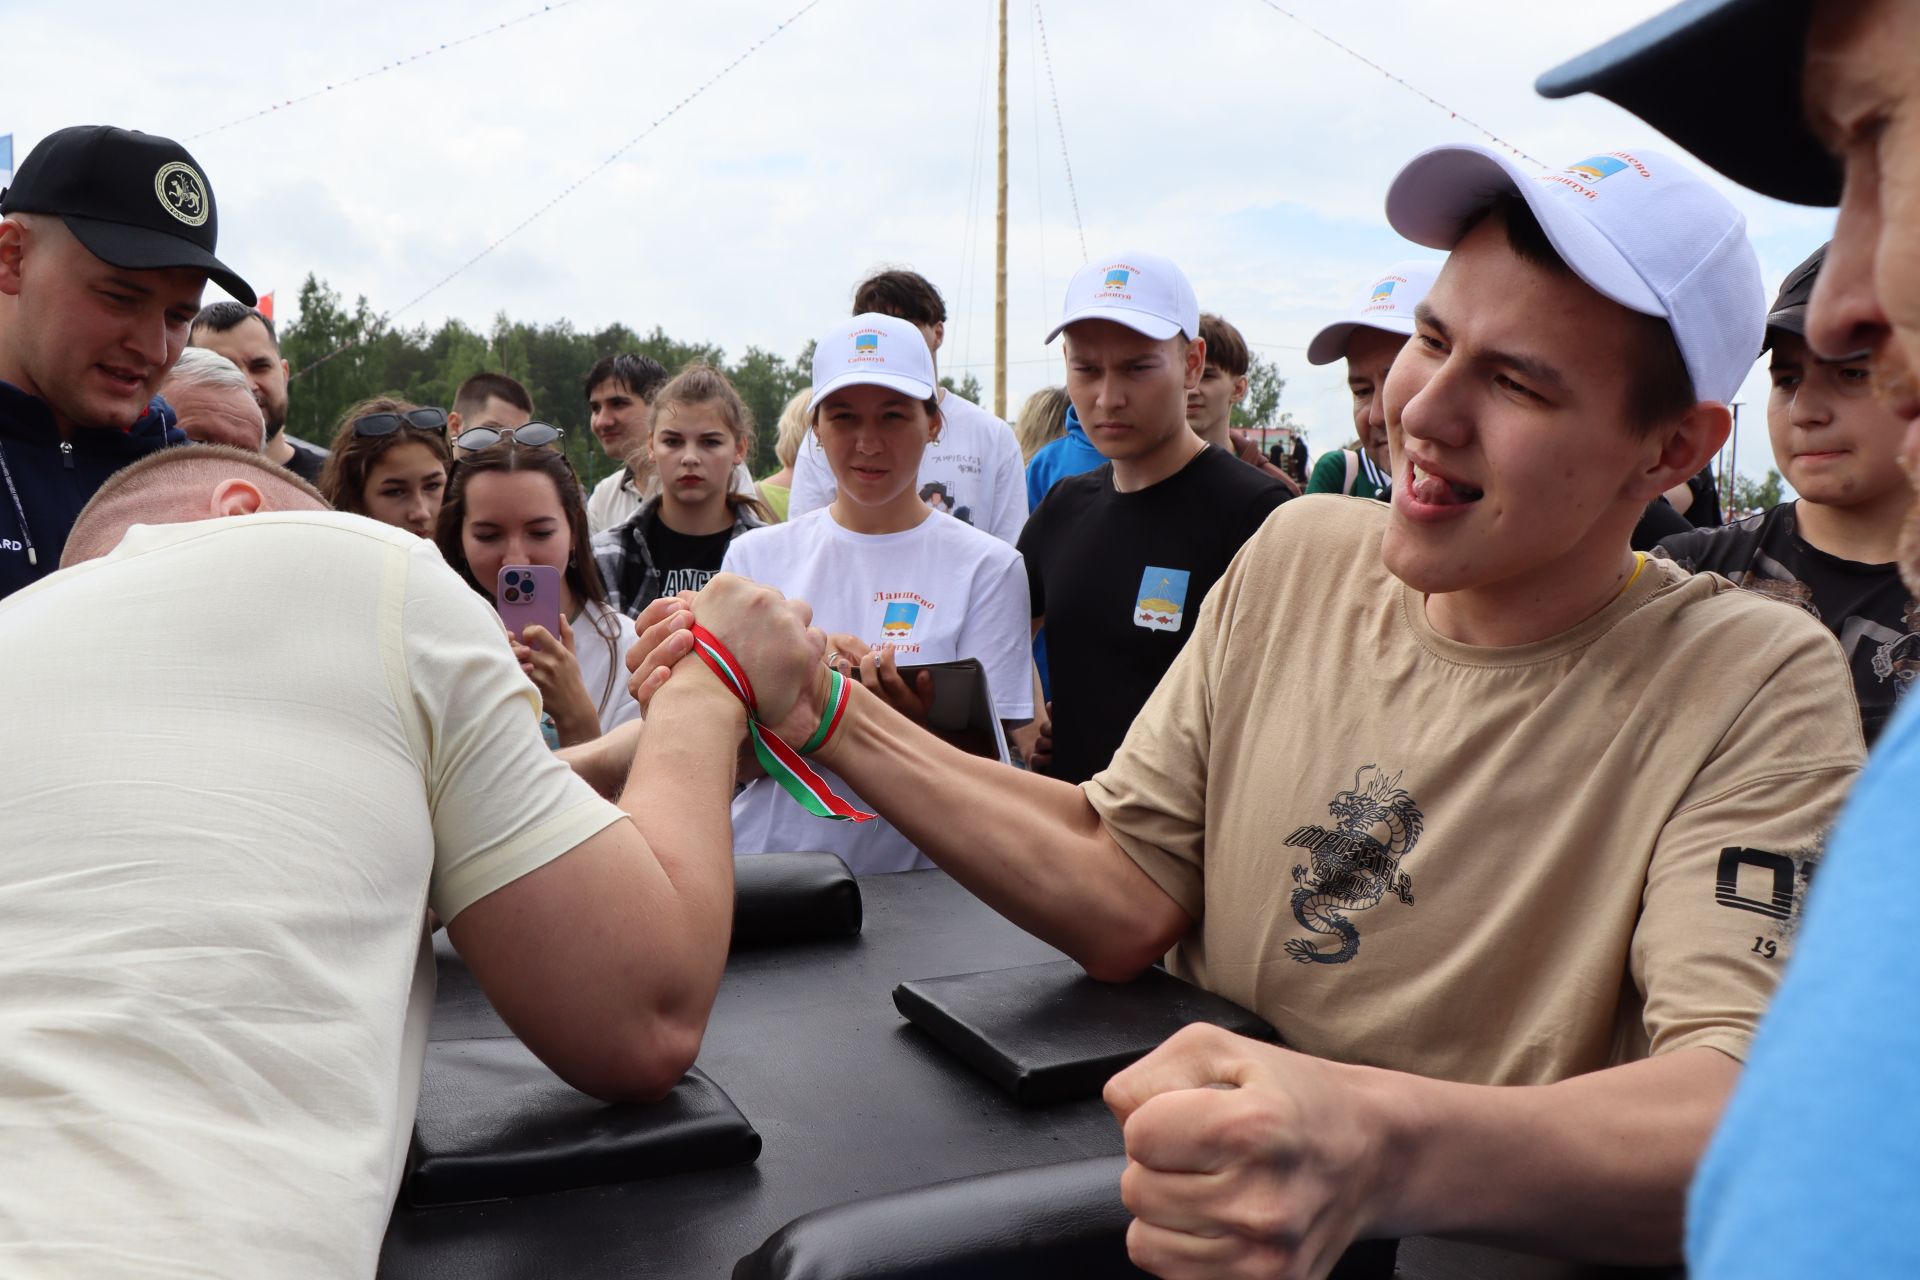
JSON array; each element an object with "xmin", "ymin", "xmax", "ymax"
[{"xmin": 279, "ymin": 275, "xmax": 988, "ymax": 486}]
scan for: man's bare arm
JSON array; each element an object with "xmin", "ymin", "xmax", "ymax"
[
  {"xmin": 447, "ymin": 673, "xmax": 745, "ymax": 1102},
  {"xmin": 825, "ymin": 681, "xmax": 1186, "ymax": 978},
  {"xmin": 1107, "ymin": 1026, "xmax": 1738, "ymax": 1270},
  {"xmin": 629, "ymin": 595, "xmax": 1187, "ymax": 980}
]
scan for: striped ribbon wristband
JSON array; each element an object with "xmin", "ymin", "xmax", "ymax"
[{"xmin": 688, "ymin": 623, "xmax": 873, "ymax": 823}]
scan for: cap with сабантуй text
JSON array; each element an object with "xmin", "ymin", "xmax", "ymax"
[
  {"xmin": 1306, "ymin": 258, "xmax": 1446, "ymax": 367},
  {"xmin": 809, "ymin": 313, "xmax": 938, "ymax": 414},
  {"xmin": 0, "ymin": 124, "xmax": 255, "ymax": 305},
  {"xmin": 1046, "ymin": 251, "xmax": 1199, "ymax": 345},
  {"xmin": 1385, "ymin": 144, "xmax": 1765, "ymax": 406}
]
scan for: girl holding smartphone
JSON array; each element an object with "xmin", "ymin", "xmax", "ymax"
[
  {"xmin": 720, "ymin": 315, "xmax": 1033, "ymax": 874},
  {"xmin": 436, "ymin": 437, "xmax": 640, "ymax": 746}
]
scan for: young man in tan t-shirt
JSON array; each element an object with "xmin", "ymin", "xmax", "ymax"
[{"xmin": 631, "ymin": 148, "xmax": 1862, "ymax": 1272}]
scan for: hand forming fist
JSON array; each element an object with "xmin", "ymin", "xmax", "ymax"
[{"xmin": 1104, "ymin": 1024, "xmax": 1391, "ymax": 1280}]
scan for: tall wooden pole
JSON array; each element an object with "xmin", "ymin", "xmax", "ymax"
[{"xmin": 994, "ymin": 0, "xmax": 1009, "ymax": 420}]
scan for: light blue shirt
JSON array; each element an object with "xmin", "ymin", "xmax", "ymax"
[
  {"xmin": 1024, "ymin": 405, "xmax": 1106, "ymax": 512},
  {"xmin": 1688, "ymin": 693, "xmax": 1920, "ymax": 1277}
]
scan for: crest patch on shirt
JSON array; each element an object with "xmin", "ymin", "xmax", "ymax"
[{"xmin": 1134, "ymin": 567, "xmax": 1190, "ymax": 632}]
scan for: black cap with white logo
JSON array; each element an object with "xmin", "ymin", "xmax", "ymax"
[{"xmin": 0, "ymin": 125, "xmax": 255, "ymax": 305}]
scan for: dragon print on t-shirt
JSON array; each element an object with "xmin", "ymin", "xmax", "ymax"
[{"xmin": 1282, "ymin": 765, "xmax": 1423, "ymax": 965}]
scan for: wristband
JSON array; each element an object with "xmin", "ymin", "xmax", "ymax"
[
  {"xmin": 688, "ymin": 624, "xmax": 874, "ymax": 823},
  {"xmin": 797, "ymin": 667, "xmax": 851, "ymax": 757}
]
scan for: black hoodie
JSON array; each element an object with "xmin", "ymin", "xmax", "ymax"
[{"xmin": 0, "ymin": 379, "xmax": 184, "ymax": 601}]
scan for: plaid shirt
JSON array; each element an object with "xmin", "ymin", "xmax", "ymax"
[{"xmin": 589, "ymin": 495, "xmax": 767, "ymax": 618}]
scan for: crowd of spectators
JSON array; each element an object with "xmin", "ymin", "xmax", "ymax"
[{"xmin": 2, "ymin": 1, "xmax": 1918, "ymax": 1271}]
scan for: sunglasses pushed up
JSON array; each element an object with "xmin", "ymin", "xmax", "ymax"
[
  {"xmin": 453, "ymin": 422, "xmax": 566, "ymax": 452},
  {"xmin": 352, "ymin": 407, "xmax": 450, "ymax": 439}
]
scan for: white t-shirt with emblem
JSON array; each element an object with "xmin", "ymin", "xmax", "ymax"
[
  {"xmin": 789, "ymin": 391, "xmax": 1028, "ymax": 545},
  {"xmin": 721, "ymin": 506, "xmax": 1033, "ymax": 873}
]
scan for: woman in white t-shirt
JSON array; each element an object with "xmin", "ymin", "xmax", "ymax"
[
  {"xmin": 435, "ymin": 439, "xmax": 640, "ymax": 746},
  {"xmin": 722, "ymin": 314, "xmax": 1033, "ymax": 874}
]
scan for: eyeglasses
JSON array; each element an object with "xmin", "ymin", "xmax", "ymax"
[
  {"xmin": 353, "ymin": 407, "xmax": 449, "ymax": 439},
  {"xmin": 453, "ymin": 422, "xmax": 566, "ymax": 452}
]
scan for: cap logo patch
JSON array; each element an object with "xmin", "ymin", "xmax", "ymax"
[
  {"xmin": 1370, "ymin": 279, "xmax": 1397, "ymax": 303},
  {"xmin": 1103, "ymin": 268, "xmax": 1131, "ymax": 289},
  {"xmin": 848, "ymin": 329, "xmax": 886, "ymax": 364},
  {"xmin": 154, "ymin": 161, "xmax": 209, "ymax": 227},
  {"xmin": 1565, "ymin": 155, "xmax": 1628, "ymax": 183},
  {"xmin": 855, "ymin": 333, "xmax": 879, "ymax": 352}
]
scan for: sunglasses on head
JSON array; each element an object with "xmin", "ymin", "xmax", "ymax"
[
  {"xmin": 353, "ymin": 407, "xmax": 449, "ymax": 439},
  {"xmin": 453, "ymin": 422, "xmax": 566, "ymax": 452}
]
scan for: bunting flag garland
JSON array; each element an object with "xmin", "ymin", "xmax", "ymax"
[{"xmin": 688, "ymin": 624, "xmax": 873, "ymax": 823}]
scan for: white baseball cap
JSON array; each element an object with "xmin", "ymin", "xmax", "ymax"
[
  {"xmin": 1046, "ymin": 250, "xmax": 1199, "ymax": 344},
  {"xmin": 1305, "ymin": 258, "xmax": 1445, "ymax": 366},
  {"xmin": 1384, "ymin": 144, "xmax": 1765, "ymax": 405},
  {"xmin": 808, "ymin": 312, "xmax": 938, "ymax": 414}
]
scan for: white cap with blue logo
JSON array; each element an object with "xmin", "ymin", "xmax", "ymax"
[
  {"xmin": 1046, "ymin": 250, "xmax": 1200, "ymax": 344},
  {"xmin": 1384, "ymin": 144, "xmax": 1765, "ymax": 405},
  {"xmin": 808, "ymin": 312, "xmax": 939, "ymax": 414},
  {"xmin": 1306, "ymin": 258, "xmax": 1446, "ymax": 366}
]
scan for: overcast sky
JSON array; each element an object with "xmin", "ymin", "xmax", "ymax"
[{"xmin": 12, "ymin": 0, "xmax": 1835, "ymax": 481}]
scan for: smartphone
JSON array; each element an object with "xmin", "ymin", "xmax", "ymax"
[{"xmin": 496, "ymin": 564, "xmax": 564, "ymax": 643}]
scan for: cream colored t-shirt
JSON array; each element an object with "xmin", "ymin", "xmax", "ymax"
[
  {"xmin": 1086, "ymin": 496, "xmax": 1863, "ymax": 1086},
  {"xmin": 0, "ymin": 512, "xmax": 626, "ymax": 1278}
]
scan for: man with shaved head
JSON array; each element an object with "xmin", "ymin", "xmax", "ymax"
[
  {"xmin": 0, "ymin": 446, "xmax": 815, "ymax": 1274},
  {"xmin": 0, "ymin": 125, "xmax": 256, "ymax": 600},
  {"xmin": 159, "ymin": 346, "xmax": 266, "ymax": 452}
]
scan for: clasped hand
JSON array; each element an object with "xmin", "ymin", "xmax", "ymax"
[
  {"xmin": 1104, "ymin": 1024, "xmax": 1394, "ymax": 1280},
  {"xmin": 623, "ymin": 575, "xmax": 829, "ymax": 740}
]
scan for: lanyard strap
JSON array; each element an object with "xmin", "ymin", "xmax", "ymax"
[
  {"xmin": 688, "ymin": 624, "xmax": 874, "ymax": 823},
  {"xmin": 1359, "ymin": 449, "xmax": 1390, "ymax": 492}
]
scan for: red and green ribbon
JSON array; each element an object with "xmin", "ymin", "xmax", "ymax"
[{"xmin": 689, "ymin": 623, "xmax": 873, "ymax": 823}]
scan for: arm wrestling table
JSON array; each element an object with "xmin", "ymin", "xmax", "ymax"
[
  {"xmin": 380, "ymin": 869, "xmax": 1128, "ymax": 1279},
  {"xmin": 380, "ymin": 869, "xmax": 1682, "ymax": 1280}
]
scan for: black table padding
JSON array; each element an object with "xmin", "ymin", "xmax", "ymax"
[
  {"xmin": 732, "ymin": 1155, "xmax": 1148, "ymax": 1280},
  {"xmin": 382, "ymin": 871, "xmax": 1662, "ymax": 1280},
  {"xmin": 406, "ymin": 1039, "xmax": 761, "ymax": 1207},
  {"xmin": 734, "ymin": 1156, "xmax": 1400, "ymax": 1280},
  {"xmin": 383, "ymin": 870, "xmax": 1119, "ymax": 1279},
  {"xmin": 732, "ymin": 852, "xmax": 862, "ymax": 950},
  {"xmin": 892, "ymin": 959, "xmax": 1278, "ymax": 1104}
]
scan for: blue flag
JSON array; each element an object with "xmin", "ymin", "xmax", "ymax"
[{"xmin": 0, "ymin": 134, "xmax": 12, "ymax": 187}]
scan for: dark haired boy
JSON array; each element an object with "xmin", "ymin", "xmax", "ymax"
[
  {"xmin": 1018, "ymin": 253, "xmax": 1290, "ymax": 785},
  {"xmin": 1188, "ymin": 311, "xmax": 1298, "ymax": 491},
  {"xmin": 584, "ymin": 352, "xmax": 668, "ymax": 534},
  {"xmin": 789, "ymin": 268, "xmax": 1027, "ymax": 543},
  {"xmin": 449, "ymin": 371, "xmax": 534, "ymax": 440},
  {"xmin": 650, "ymin": 149, "xmax": 1861, "ymax": 1270},
  {"xmin": 192, "ymin": 300, "xmax": 328, "ymax": 484},
  {"xmin": 1658, "ymin": 243, "xmax": 1917, "ymax": 745},
  {"xmin": 0, "ymin": 125, "xmax": 251, "ymax": 599}
]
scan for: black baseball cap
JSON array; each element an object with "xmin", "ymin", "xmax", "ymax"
[
  {"xmin": 0, "ymin": 125, "xmax": 256, "ymax": 305},
  {"xmin": 1536, "ymin": 0, "xmax": 1840, "ymax": 208},
  {"xmin": 1763, "ymin": 243, "xmax": 1825, "ymax": 347}
]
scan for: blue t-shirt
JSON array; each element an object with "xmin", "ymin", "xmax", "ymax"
[{"xmin": 1687, "ymin": 693, "xmax": 1920, "ymax": 1276}]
